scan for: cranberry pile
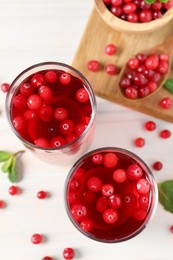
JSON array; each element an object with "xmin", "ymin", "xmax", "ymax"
[
  {"xmin": 103, "ymin": 0, "xmax": 173, "ymax": 23},
  {"xmin": 119, "ymin": 53, "xmax": 169, "ymax": 99},
  {"xmin": 66, "ymin": 150, "xmax": 154, "ymax": 242},
  {"xmin": 11, "ymin": 70, "xmax": 92, "ymax": 149}
]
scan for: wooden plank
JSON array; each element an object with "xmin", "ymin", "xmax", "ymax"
[{"xmin": 72, "ymin": 6, "xmax": 173, "ymax": 122}]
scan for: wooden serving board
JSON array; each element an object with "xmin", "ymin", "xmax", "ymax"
[{"xmin": 72, "ymin": 6, "xmax": 173, "ymax": 122}]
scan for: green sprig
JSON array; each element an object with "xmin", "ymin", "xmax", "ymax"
[
  {"xmin": 0, "ymin": 150, "xmax": 25, "ymax": 182},
  {"xmin": 145, "ymin": 0, "xmax": 168, "ymax": 4},
  {"xmin": 158, "ymin": 180, "xmax": 173, "ymax": 213},
  {"xmin": 163, "ymin": 79, "xmax": 173, "ymax": 93}
]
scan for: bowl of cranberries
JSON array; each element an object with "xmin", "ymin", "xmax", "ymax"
[
  {"xmin": 65, "ymin": 147, "xmax": 158, "ymax": 242},
  {"xmin": 6, "ymin": 62, "xmax": 96, "ymax": 165},
  {"xmin": 119, "ymin": 51, "xmax": 169, "ymax": 99},
  {"xmin": 95, "ymin": 0, "xmax": 173, "ymax": 33}
]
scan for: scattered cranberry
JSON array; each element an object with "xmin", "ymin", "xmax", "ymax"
[
  {"xmin": 63, "ymin": 247, "xmax": 75, "ymax": 260},
  {"xmin": 1, "ymin": 83, "xmax": 10, "ymax": 92},
  {"xmin": 169, "ymin": 225, "xmax": 173, "ymax": 233},
  {"xmin": 153, "ymin": 161, "xmax": 163, "ymax": 171},
  {"xmin": 144, "ymin": 121, "xmax": 156, "ymax": 131},
  {"xmin": 134, "ymin": 137, "xmax": 145, "ymax": 148},
  {"xmin": 31, "ymin": 233, "xmax": 43, "ymax": 244},
  {"xmin": 103, "ymin": 208, "xmax": 119, "ymax": 224},
  {"xmin": 105, "ymin": 64, "xmax": 118, "ymax": 75},
  {"xmin": 87, "ymin": 60, "xmax": 100, "ymax": 72},
  {"xmin": 105, "ymin": 43, "xmax": 117, "ymax": 55},
  {"xmin": 37, "ymin": 191, "xmax": 48, "ymax": 199},
  {"xmin": 160, "ymin": 97, "xmax": 172, "ymax": 109},
  {"xmin": 0, "ymin": 200, "xmax": 5, "ymax": 208},
  {"xmin": 42, "ymin": 257, "xmax": 53, "ymax": 260},
  {"xmin": 8, "ymin": 185, "xmax": 19, "ymax": 195},
  {"xmin": 159, "ymin": 129, "xmax": 171, "ymax": 139}
]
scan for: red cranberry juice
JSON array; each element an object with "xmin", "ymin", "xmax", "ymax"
[
  {"xmin": 66, "ymin": 150, "xmax": 154, "ymax": 242},
  {"xmin": 11, "ymin": 70, "xmax": 92, "ymax": 149}
]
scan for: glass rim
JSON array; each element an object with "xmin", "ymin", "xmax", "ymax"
[
  {"xmin": 5, "ymin": 61, "xmax": 96, "ymax": 151},
  {"xmin": 64, "ymin": 146, "xmax": 158, "ymax": 243}
]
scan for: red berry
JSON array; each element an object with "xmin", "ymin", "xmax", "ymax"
[
  {"xmin": 9, "ymin": 186, "xmax": 19, "ymax": 195},
  {"xmin": 105, "ymin": 43, "xmax": 117, "ymax": 55},
  {"xmin": 160, "ymin": 97, "xmax": 172, "ymax": 109},
  {"xmin": 27, "ymin": 94, "xmax": 42, "ymax": 110},
  {"xmin": 20, "ymin": 83, "xmax": 34, "ymax": 96},
  {"xmin": 34, "ymin": 138, "xmax": 50, "ymax": 148},
  {"xmin": 60, "ymin": 119, "xmax": 75, "ymax": 135},
  {"xmin": 42, "ymin": 257, "xmax": 53, "ymax": 260},
  {"xmin": 134, "ymin": 208, "xmax": 147, "ymax": 220},
  {"xmin": 96, "ymin": 197, "xmax": 108, "ymax": 212},
  {"xmin": 136, "ymin": 178, "xmax": 150, "ymax": 194},
  {"xmin": 1, "ymin": 83, "xmax": 10, "ymax": 92},
  {"xmin": 123, "ymin": 3, "xmax": 137, "ymax": 14},
  {"xmin": 127, "ymin": 13, "xmax": 138, "ymax": 23},
  {"xmin": 24, "ymin": 110, "xmax": 38, "ymax": 120},
  {"xmin": 39, "ymin": 105, "xmax": 53, "ymax": 122},
  {"xmin": 31, "ymin": 233, "xmax": 43, "ymax": 244},
  {"xmin": 124, "ymin": 193, "xmax": 137, "ymax": 207},
  {"xmin": 59, "ymin": 73, "xmax": 71, "ymax": 85},
  {"xmin": 159, "ymin": 129, "xmax": 171, "ymax": 139},
  {"xmin": 87, "ymin": 177, "xmax": 102, "ymax": 192},
  {"xmin": 169, "ymin": 225, "xmax": 173, "ymax": 233},
  {"xmin": 128, "ymin": 57, "xmax": 139, "ymax": 70},
  {"xmin": 73, "ymin": 168, "xmax": 85, "ymax": 180},
  {"xmin": 63, "ymin": 247, "xmax": 75, "ymax": 260},
  {"xmin": 113, "ymin": 168, "xmax": 127, "ymax": 183},
  {"xmin": 66, "ymin": 133, "xmax": 77, "ymax": 144},
  {"xmin": 69, "ymin": 178, "xmax": 80, "ymax": 192},
  {"xmin": 0, "ymin": 200, "xmax": 5, "ymax": 208},
  {"xmin": 50, "ymin": 136, "xmax": 66, "ymax": 148},
  {"xmin": 139, "ymin": 10, "xmax": 153, "ymax": 23},
  {"xmin": 145, "ymin": 54, "xmax": 159, "ymax": 70},
  {"xmin": 92, "ymin": 153, "xmax": 103, "ymax": 165},
  {"xmin": 105, "ymin": 64, "xmax": 118, "ymax": 75},
  {"xmin": 108, "ymin": 194, "xmax": 122, "ymax": 209},
  {"xmin": 75, "ymin": 123, "xmax": 86, "ymax": 136},
  {"xmin": 159, "ymin": 54, "xmax": 169, "ymax": 62},
  {"xmin": 31, "ymin": 74, "xmax": 46, "ymax": 88},
  {"xmin": 134, "ymin": 137, "xmax": 145, "ymax": 147},
  {"xmin": 83, "ymin": 191, "xmax": 96, "ymax": 203},
  {"xmin": 38, "ymin": 86, "xmax": 52, "ymax": 101},
  {"xmin": 87, "ymin": 60, "xmax": 100, "ymax": 72},
  {"xmin": 13, "ymin": 116, "xmax": 26, "ymax": 130},
  {"xmin": 45, "ymin": 70, "xmax": 57, "ymax": 82},
  {"xmin": 144, "ymin": 121, "xmax": 156, "ymax": 131},
  {"xmin": 13, "ymin": 94, "xmax": 27, "ymax": 109},
  {"xmin": 153, "ymin": 161, "xmax": 163, "ymax": 171},
  {"xmin": 139, "ymin": 195, "xmax": 149, "ymax": 208},
  {"xmin": 70, "ymin": 204, "xmax": 87, "ymax": 221},
  {"xmin": 124, "ymin": 87, "xmax": 138, "ymax": 99},
  {"xmin": 157, "ymin": 61, "xmax": 169, "ymax": 75},
  {"xmin": 54, "ymin": 107, "xmax": 68, "ymax": 121},
  {"xmin": 80, "ymin": 218, "xmax": 93, "ymax": 232},
  {"xmin": 76, "ymin": 88, "xmax": 89, "ymax": 103},
  {"xmin": 101, "ymin": 184, "xmax": 114, "ymax": 197},
  {"xmin": 37, "ymin": 191, "xmax": 47, "ymax": 199},
  {"xmin": 127, "ymin": 164, "xmax": 143, "ymax": 181},
  {"xmin": 103, "ymin": 208, "xmax": 118, "ymax": 224},
  {"xmin": 103, "ymin": 153, "xmax": 118, "ymax": 168}
]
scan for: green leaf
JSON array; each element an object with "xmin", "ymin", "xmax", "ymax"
[
  {"xmin": 160, "ymin": 0, "xmax": 168, "ymax": 2},
  {"xmin": 8, "ymin": 157, "xmax": 17, "ymax": 183},
  {"xmin": 158, "ymin": 180, "xmax": 173, "ymax": 213},
  {"xmin": 1, "ymin": 156, "xmax": 13, "ymax": 173},
  {"xmin": 0, "ymin": 151, "xmax": 12, "ymax": 162},
  {"xmin": 145, "ymin": 0, "xmax": 155, "ymax": 4},
  {"xmin": 164, "ymin": 79, "xmax": 173, "ymax": 93}
]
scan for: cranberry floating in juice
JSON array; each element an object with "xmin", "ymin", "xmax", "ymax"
[
  {"xmin": 6, "ymin": 62, "xmax": 96, "ymax": 164},
  {"xmin": 65, "ymin": 147, "xmax": 158, "ymax": 242}
]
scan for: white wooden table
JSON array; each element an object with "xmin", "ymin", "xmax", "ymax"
[{"xmin": 0, "ymin": 1, "xmax": 173, "ymax": 259}]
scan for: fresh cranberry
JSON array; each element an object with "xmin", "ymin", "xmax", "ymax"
[
  {"xmin": 103, "ymin": 153, "xmax": 118, "ymax": 168},
  {"xmin": 153, "ymin": 11, "xmax": 162, "ymax": 19},
  {"xmin": 38, "ymin": 86, "xmax": 52, "ymax": 101},
  {"xmin": 124, "ymin": 193, "xmax": 137, "ymax": 207},
  {"xmin": 169, "ymin": 225, "xmax": 173, "ymax": 234},
  {"xmin": 147, "ymin": 81, "xmax": 157, "ymax": 93},
  {"xmin": 120, "ymin": 77, "xmax": 131, "ymax": 89},
  {"xmin": 75, "ymin": 123, "xmax": 86, "ymax": 136},
  {"xmin": 13, "ymin": 116, "xmax": 26, "ymax": 130},
  {"xmin": 160, "ymin": 97, "xmax": 172, "ymax": 109},
  {"xmin": 96, "ymin": 197, "xmax": 108, "ymax": 212},
  {"xmin": 103, "ymin": 208, "xmax": 118, "ymax": 224},
  {"xmin": 145, "ymin": 54, "xmax": 159, "ymax": 70},
  {"xmin": 137, "ymin": 54, "xmax": 147, "ymax": 63},
  {"xmin": 127, "ymin": 13, "xmax": 138, "ymax": 23},
  {"xmin": 128, "ymin": 57, "xmax": 139, "ymax": 70},
  {"xmin": 108, "ymin": 194, "xmax": 122, "ymax": 209},
  {"xmin": 24, "ymin": 109, "xmax": 38, "ymax": 120},
  {"xmin": 20, "ymin": 83, "xmax": 34, "ymax": 96},
  {"xmin": 31, "ymin": 74, "xmax": 46, "ymax": 88},
  {"xmin": 39, "ymin": 105, "xmax": 53, "ymax": 122},
  {"xmin": 70, "ymin": 204, "xmax": 87, "ymax": 221},
  {"xmin": 87, "ymin": 177, "xmax": 102, "ymax": 192},
  {"xmin": 27, "ymin": 94, "xmax": 42, "ymax": 110},
  {"xmin": 151, "ymin": 72, "xmax": 161, "ymax": 83},
  {"xmin": 34, "ymin": 138, "xmax": 50, "ymax": 148},
  {"xmin": 105, "ymin": 43, "xmax": 117, "ymax": 55},
  {"xmin": 92, "ymin": 153, "xmax": 103, "ymax": 165},
  {"xmin": 136, "ymin": 178, "xmax": 150, "ymax": 194},
  {"xmin": 69, "ymin": 178, "xmax": 80, "ymax": 192},
  {"xmin": 31, "ymin": 233, "xmax": 43, "ymax": 244},
  {"xmin": 127, "ymin": 164, "xmax": 143, "ymax": 181},
  {"xmin": 0, "ymin": 200, "xmax": 5, "ymax": 208},
  {"xmin": 50, "ymin": 136, "xmax": 66, "ymax": 147},
  {"xmin": 76, "ymin": 88, "xmax": 89, "ymax": 103},
  {"xmin": 138, "ymin": 86, "xmax": 150, "ymax": 98},
  {"xmin": 111, "ymin": 0, "xmax": 123, "ymax": 6},
  {"xmin": 157, "ymin": 61, "xmax": 169, "ymax": 74},
  {"xmin": 134, "ymin": 137, "xmax": 145, "ymax": 147},
  {"xmin": 159, "ymin": 54, "xmax": 169, "ymax": 62},
  {"xmin": 101, "ymin": 184, "xmax": 114, "ymax": 197},
  {"xmin": 87, "ymin": 60, "xmax": 100, "ymax": 72},
  {"xmin": 123, "ymin": 3, "xmax": 137, "ymax": 14},
  {"xmin": 63, "ymin": 248, "xmax": 75, "ymax": 260},
  {"xmin": 139, "ymin": 10, "xmax": 153, "ymax": 23},
  {"xmin": 13, "ymin": 94, "xmax": 27, "ymax": 108},
  {"xmin": 144, "ymin": 121, "xmax": 156, "ymax": 131},
  {"xmin": 80, "ymin": 218, "xmax": 93, "ymax": 232},
  {"xmin": 9, "ymin": 186, "xmax": 19, "ymax": 196},
  {"xmin": 139, "ymin": 1, "xmax": 150, "ymax": 10},
  {"xmin": 133, "ymin": 73, "xmax": 148, "ymax": 86},
  {"xmin": 42, "ymin": 257, "xmax": 53, "ymax": 260},
  {"xmin": 110, "ymin": 5, "xmax": 123, "ymax": 16},
  {"xmin": 1, "ymin": 83, "xmax": 10, "ymax": 92},
  {"xmin": 134, "ymin": 208, "xmax": 147, "ymax": 220},
  {"xmin": 163, "ymin": 0, "xmax": 173, "ymax": 10},
  {"xmin": 37, "ymin": 191, "xmax": 47, "ymax": 199},
  {"xmin": 45, "ymin": 70, "xmax": 57, "ymax": 83},
  {"xmin": 74, "ymin": 168, "xmax": 85, "ymax": 180},
  {"xmin": 153, "ymin": 161, "xmax": 163, "ymax": 171},
  {"xmin": 152, "ymin": 2, "xmax": 162, "ymax": 11},
  {"xmin": 68, "ymin": 192, "xmax": 79, "ymax": 204},
  {"xmin": 66, "ymin": 133, "xmax": 77, "ymax": 144},
  {"xmin": 104, "ymin": 0, "xmax": 111, "ymax": 4},
  {"xmin": 113, "ymin": 168, "xmax": 127, "ymax": 183},
  {"xmin": 125, "ymin": 87, "xmax": 138, "ymax": 99},
  {"xmin": 59, "ymin": 73, "xmax": 71, "ymax": 85},
  {"xmin": 159, "ymin": 129, "xmax": 171, "ymax": 138},
  {"xmin": 54, "ymin": 107, "xmax": 68, "ymax": 121},
  {"xmin": 139, "ymin": 195, "xmax": 149, "ymax": 207},
  {"xmin": 83, "ymin": 191, "xmax": 96, "ymax": 203},
  {"xmin": 60, "ymin": 119, "xmax": 75, "ymax": 135},
  {"xmin": 105, "ymin": 64, "xmax": 118, "ymax": 75}
]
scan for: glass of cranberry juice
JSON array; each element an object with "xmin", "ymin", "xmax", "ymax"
[
  {"xmin": 6, "ymin": 62, "xmax": 96, "ymax": 164},
  {"xmin": 65, "ymin": 147, "xmax": 158, "ymax": 243}
]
